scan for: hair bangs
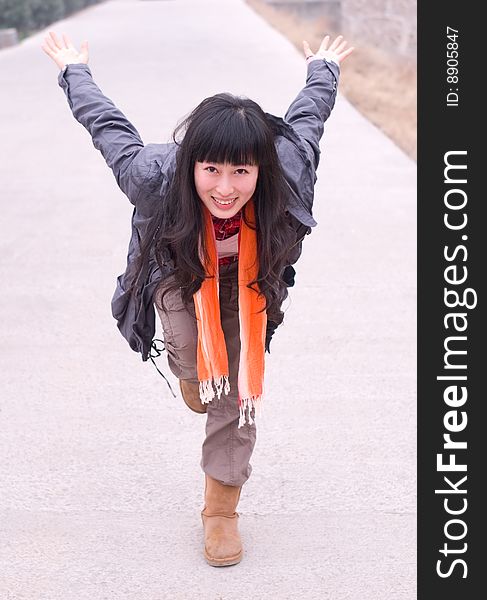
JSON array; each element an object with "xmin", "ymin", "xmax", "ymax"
[{"xmin": 192, "ymin": 109, "xmax": 268, "ymax": 167}]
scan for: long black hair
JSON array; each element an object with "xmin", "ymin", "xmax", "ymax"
[{"xmin": 133, "ymin": 92, "xmax": 295, "ymax": 327}]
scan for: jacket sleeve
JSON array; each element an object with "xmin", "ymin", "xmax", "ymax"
[
  {"xmin": 57, "ymin": 63, "xmax": 161, "ymax": 205},
  {"xmin": 283, "ymin": 59, "xmax": 340, "ymax": 170}
]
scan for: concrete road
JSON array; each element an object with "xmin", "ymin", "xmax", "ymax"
[{"xmin": 0, "ymin": 0, "xmax": 416, "ymax": 598}]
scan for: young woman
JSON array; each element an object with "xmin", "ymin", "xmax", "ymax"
[{"xmin": 42, "ymin": 31, "xmax": 353, "ymax": 567}]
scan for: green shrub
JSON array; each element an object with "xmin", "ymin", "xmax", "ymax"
[
  {"xmin": 63, "ymin": 0, "xmax": 87, "ymax": 14},
  {"xmin": 0, "ymin": 0, "xmax": 33, "ymax": 31},
  {"xmin": 30, "ymin": 0, "xmax": 65, "ymax": 28},
  {"xmin": 0, "ymin": 0, "xmax": 106, "ymax": 35}
]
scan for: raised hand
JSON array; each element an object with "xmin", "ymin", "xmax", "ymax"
[
  {"xmin": 303, "ymin": 34, "xmax": 354, "ymax": 66},
  {"xmin": 41, "ymin": 31, "xmax": 89, "ymax": 70}
]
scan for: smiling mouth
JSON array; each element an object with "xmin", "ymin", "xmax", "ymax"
[{"xmin": 211, "ymin": 196, "xmax": 237, "ymax": 206}]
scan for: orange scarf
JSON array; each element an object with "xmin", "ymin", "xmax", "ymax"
[{"xmin": 193, "ymin": 200, "xmax": 267, "ymax": 427}]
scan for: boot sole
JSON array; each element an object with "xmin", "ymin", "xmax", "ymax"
[
  {"xmin": 204, "ymin": 548, "xmax": 243, "ymax": 567},
  {"xmin": 183, "ymin": 398, "xmax": 207, "ymax": 414}
]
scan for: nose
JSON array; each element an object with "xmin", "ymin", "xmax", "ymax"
[{"xmin": 215, "ymin": 174, "xmax": 235, "ymax": 197}]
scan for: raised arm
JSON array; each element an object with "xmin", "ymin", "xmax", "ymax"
[
  {"xmin": 284, "ymin": 35, "xmax": 354, "ymax": 169},
  {"xmin": 41, "ymin": 32, "xmax": 166, "ymax": 205}
]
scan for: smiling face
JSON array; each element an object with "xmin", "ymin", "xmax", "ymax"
[{"xmin": 194, "ymin": 161, "xmax": 259, "ymax": 219}]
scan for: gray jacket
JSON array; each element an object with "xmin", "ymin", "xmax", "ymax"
[{"xmin": 58, "ymin": 59, "xmax": 339, "ymax": 360}]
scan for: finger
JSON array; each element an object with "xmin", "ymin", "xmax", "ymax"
[
  {"xmin": 44, "ymin": 36, "xmax": 58, "ymax": 53},
  {"xmin": 337, "ymin": 46, "xmax": 355, "ymax": 62},
  {"xmin": 80, "ymin": 40, "xmax": 89, "ymax": 61},
  {"xmin": 41, "ymin": 43, "xmax": 54, "ymax": 57},
  {"xmin": 329, "ymin": 35, "xmax": 343, "ymax": 52},
  {"xmin": 335, "ymin": 40, "xmax": 348, "ymax": 54},
  {"xmin": 302, "ymin": 40, "xmax": 314, "ymax": 59},
  {"xmin": 62, "ymin": 33, "xmax": 74, "ymax": 50},
  {"xmin": 318, "ymin": 34, "xmax": 330, "ymax": 54},
  {"xmin": 49, "ymin": 31, "xmax": 64, "ymax": 49}
]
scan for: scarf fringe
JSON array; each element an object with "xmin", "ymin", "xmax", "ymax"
[
  {"xmin": 238, "ymin": 394, "xmax": 264, "ymax": 428},
  {"xmin": 199, "ymin": 375, "xmax": 230, "ymax": 404}
]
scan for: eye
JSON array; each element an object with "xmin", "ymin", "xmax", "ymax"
[
  {"xmin": 235, "ymin": 168, "xmax": 249, "ymax": 175},
  {"xmin": 204, "ymin": 166, "xmax": 218, "ymax": 173}
]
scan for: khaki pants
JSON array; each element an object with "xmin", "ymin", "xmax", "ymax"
[{"xmin": 153, "ymin": 261, "xmax": 256, "ymax": 487}]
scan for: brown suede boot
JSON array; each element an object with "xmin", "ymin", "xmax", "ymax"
[
  {"xmin": 179, "ymin": 380, "xmax": 207, "ymax": 414},
  {"xmin": 201, "ymin": 474, "xmax": 243, "ymax": 566}
]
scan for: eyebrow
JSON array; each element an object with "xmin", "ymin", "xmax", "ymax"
[{"xmin": 199, "ymin": 162, "xmax": 255, "ymax": 167}]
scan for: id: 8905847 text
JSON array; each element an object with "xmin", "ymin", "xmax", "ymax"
[{"xmin": 446, "ymin": 26, "xmax": 459, "ymax": 107}]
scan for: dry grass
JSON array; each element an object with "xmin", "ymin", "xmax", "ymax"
[{"xmin": 246, "ymin": 0, "xmax": 417, "ymax": 160}]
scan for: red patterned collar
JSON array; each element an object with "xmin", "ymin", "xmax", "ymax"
[{"xmin": 211, "ymin": 210, "xmax": 242, "ymax": 241}]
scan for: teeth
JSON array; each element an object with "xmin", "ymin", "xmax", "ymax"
[{"xmin": 213, "ymin": 196, "xmax": 236, "ymax": 206}]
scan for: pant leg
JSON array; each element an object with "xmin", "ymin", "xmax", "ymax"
[
  {"xmin": 153, "ymin": 274, "xmax": 199, "ymax": 383},
  {"xmin": 153, "ymin": 265, "xmax": 257, "ymax": 488},
  {"xmin": 200, "ymin": 260, "xmax": 257, "ymax": 487}
]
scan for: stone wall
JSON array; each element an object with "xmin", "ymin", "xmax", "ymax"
[
  {"xmin": 0, "ymin": 29, "xmax": 19, "ymax": 49},
  {"xmin": 265, "ymin": 0, "xmax": 341, "ymax": 28},
  {"xmin": 341, "ymin": 0, "xmax": 416, "ymax": 58},
  {"xmin": 263, "ymin": 0, "xmax": 417, "ymax": 58}
]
